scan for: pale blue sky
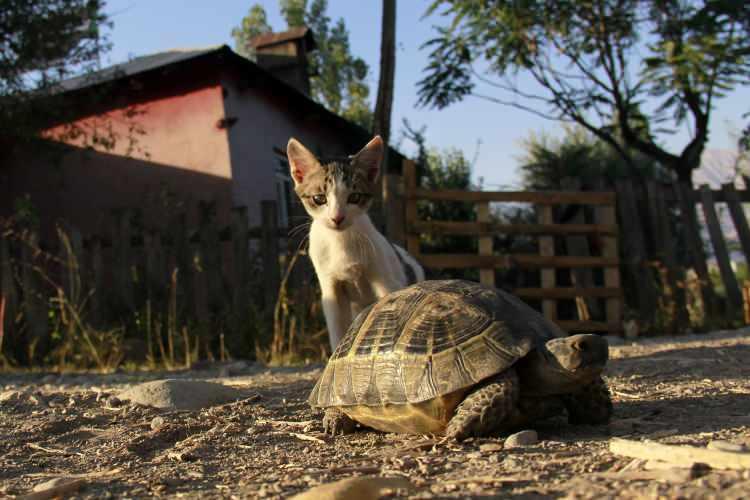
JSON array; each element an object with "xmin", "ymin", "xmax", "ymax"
[{"xmin": 102, "ymin": 0, "xmax": 749, "ymax": 188}]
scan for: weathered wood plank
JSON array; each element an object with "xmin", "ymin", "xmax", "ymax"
[
  {"xmin": 113, "ymin": 210, "xmax": 134, "ymax": 310},
  {"xmin": 647, "ymin": 180, "xmax": 688, "ymax": 331},
  {"xmin": 477, "ymin": 202, "xmax": 494, "ymax": 287},
  {"xmin": 230, "ymin": 206, "xmax": 251, "ymax": 354},
  {"xmin": 660, "ymin": 187, "xmax": 750, "ymax": 203},
  {"xmin": 699, "ymin": 185, "xmax": 742, "ymax": 316},
  {"xmin": 538, "ymin": 205, "xmax": 557, "ymax": 320},
  {"xmin": 0, "ymin": 233, "xmax": 18, "ymax": 342},
  {"xmin": 409, "ymin": 188, "xmax": 616, "ymax": 205},
  {"xmin": 403, "ymin": 160, "xmax": 420, "ymax": 257},
  {"xmin": 615, "ymin": 178, "xmax": 656, "ymax": 327},
  {"xmin": 560, "ymin": 177, "xmax": 600, "ymax": 321},
  {"xmin": 21, "ymin": 230, "xmax": 48, "ymax": 358},
  {"xmin": 722, "ymin": 182, "xmax": 750, "ymax": 266},
  {"xmin": 674, "ymin": 181, "xmax": 717, "ymax": 316},
  {"xmin": 514, "ymin": 287, "xmax": 622, "ymax": 299},
  {"xmin": 410, "ymin": 221, "xmax": 618, "ymax": 236},
  {"xmin": 261, "ymin": 200, "xmax": 281, "ymax": 311},
  {"xmin": 597, "ymin": 185, "xmax": 622, "ymax": 335},
  {"xmin": 555, "ymin": 320, "xmax": 623, "ymax": 333},
  {"xmin": 610, "ymin": 438, "xmax": 750, "ymax": 470},
  {"xmin": 383, "ymin": 173, "xmax": 406, "ymax": 247},
  {"xmin": 417, "ymin": 254, "xmax": 619, "ymax": 269}
]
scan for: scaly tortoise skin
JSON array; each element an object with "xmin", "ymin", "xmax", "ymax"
[{"xmin": 308, "ymin": 280, "xmax": 612, "ymax": 440}]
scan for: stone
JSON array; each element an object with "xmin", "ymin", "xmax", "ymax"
[
  {"xmin": 150, "ymin": 416, "xmax": 166, "ymax": 430},
  {"xmin": 479, "ymin": 442, "xmax": 504, "ymax": 453},
  {"xmin": 707, "ymin": 440, "xmax": 747, "ymax": 453},
  {"xmin": 289, "ymin": 476, "xmax": 413, "ymax": 500},
  {"xmin": 118, "ymin": 379, "xmax": 245, "ymax": 411},
  {"xmin": 0, "ymin": 390, "xmax": 21, "ymax": 403},
  {"xmin": 504, "ymin": 430, "xmax": 538, "ymax": 449}
]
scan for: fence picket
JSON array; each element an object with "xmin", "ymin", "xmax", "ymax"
[
  {"xmin": 722, "ymin": 182, "xmax": 750, "ymax": 266},
  {"xmin": 699, "ymin": 185, "xmax": 742, "ymax": 317}
]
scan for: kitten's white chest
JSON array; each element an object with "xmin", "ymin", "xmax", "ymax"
[{"xmin": 308, "ymin": 223, "xmax": 372, "ymax": 281}]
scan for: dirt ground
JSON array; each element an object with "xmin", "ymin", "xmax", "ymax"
[{"xmin": 2, "ymin": 328, "xmax": 750, "ymax": 499}]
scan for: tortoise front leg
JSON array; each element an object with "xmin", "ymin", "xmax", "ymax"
[
  {"xmin": 323, "ymin": 408, "xmax": 358, "ymax": 435},
  {"xmin": 446, "ymin": 370, "xmax": 519, "ymax": 441},
  {"xmin": 562, "ymin": 376, "xmax": 613, "ymax": 425}
]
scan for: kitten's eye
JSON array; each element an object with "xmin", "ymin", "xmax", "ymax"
[
  {"xmin": 347, "ymin": 193, "xmax": 367, "ymax": 204},
  {"xmin": 312, "ymin": 194, "xmax": 327, "ymax": 206}
]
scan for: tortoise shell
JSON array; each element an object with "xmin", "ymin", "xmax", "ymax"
[{"xmin": 308, "ymin": 280, "xmax": 567, "ymax": 434}]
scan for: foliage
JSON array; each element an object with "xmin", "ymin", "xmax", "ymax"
[
  {"xmin": 230, "ymin": 5, "xmax": 272, "ymax": 59},
  {"xmin": 402, "ymin": 120, "xmax": 478, "ymax": 279},
  {"xmin": 418, "ymin": 0, "xmax": 750, "ymax": 181},
  {"xmin": 231, "ymin": 0, "xmax": 373, "ymax": 129},
  {"xmin": 518, "ymin": 126, "xmax": 665, "ymax": 190},
  {"xmin": 0, "ymin": 0, "xmax": 110, "ymax": 144}
]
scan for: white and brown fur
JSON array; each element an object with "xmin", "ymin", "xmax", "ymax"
[{"xmin": 287, "ymin": 135, "xmax": 424, "ymax": 350}]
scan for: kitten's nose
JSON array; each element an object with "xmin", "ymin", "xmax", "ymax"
[{"xmin": 331, "ymin": 214, "xmax": 345, "ymax": 226}]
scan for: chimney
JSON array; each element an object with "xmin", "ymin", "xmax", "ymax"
[{"xmin": 249, "ymin": 27, "xmax": 316, "ymax": 96}]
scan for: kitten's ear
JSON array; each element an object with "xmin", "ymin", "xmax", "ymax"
[
  {"xmin": 287, "ymin": 138, "xmax": 320, "ymax": 185},
  {"xmin": 353, "ymin": 135, "xmax": 383, "ymax": 184}
]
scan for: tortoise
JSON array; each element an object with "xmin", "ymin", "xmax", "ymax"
[{"xmin": 308, "ymin": 280, "xmax": 612, "ymax": 440}]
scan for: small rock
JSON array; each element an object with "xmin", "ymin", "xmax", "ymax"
[
  {"xmin": 150, "ymin": 416, "xmax": 166, "ymax": 430},
  {"xmin": 118, "ymin": 379, "xmax": 245, "ymax": 411},
  {"xmin": 504, "ymin": 430, "xmax": 538, "ymax": 449},
  {"xmin": 289, "ymin": 476, "xmax": 413, "ymax": 500},
  {"xmin": 107, "ymin": 396, "xmax": 122, "ymax": 407},
  {"xmin": 466, "ymin": 451, "xmax": 482, "ymax": 460},
  {"xmin": 0, "ymin": 390, "xmax": 21, "ymax": 403},
  {"xmin": 31, "ymin": 478, "xmax": 85, "ymax": 496},
  {"xmin": 708, "ymin": 440, "xmax": 747, "ymax": 453},
  {"xmin": 479, "ymin": 442, "xmax": 503, "ymax": 453}
]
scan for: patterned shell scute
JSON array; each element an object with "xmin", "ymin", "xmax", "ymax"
[{"xmin": 309, "ymin": 280, "xmax": 564, "ymax": 408}]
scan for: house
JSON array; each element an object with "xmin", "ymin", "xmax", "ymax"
[{"xmin": 0, "ymin": 28, "xmax": 402, "ymax": 241}]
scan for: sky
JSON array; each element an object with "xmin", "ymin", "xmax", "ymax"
[{"xmin": 102, "ymin": 0, "xmax": 750, "ymax": 189}]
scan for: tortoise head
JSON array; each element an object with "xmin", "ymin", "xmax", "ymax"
[{"xmin": 516, "ymin": 334, "xmax": 609, "ymax": 396}]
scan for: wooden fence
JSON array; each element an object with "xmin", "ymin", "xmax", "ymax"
[
  {"xmin": 400, "ymin": 160, "xmax": 623, "ymax": 334},
  {"xmin": 613, "ymin": 178, "xmax": 750, "ymax": 331},
  {"xmin": 0, "ymin": 200, "xmax": 294, "ymax": 363}
]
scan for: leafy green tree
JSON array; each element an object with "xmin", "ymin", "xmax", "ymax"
[
  {"xmin": 518, "ymin": 126, "xmax": 664, "ymax": 191},
  {"xmin": 402, "ymin": 120, "xmax": 477, "ymax": 278},
  {"xmin": 280, "ymin": 0, "xmax": 306, "ymax": 28},
  {"xmin": 231, "ymin": 5, "xmax": 272, "ymax": 59},
  {"xmin": 231, "ymin": 0, "xmax": 373, "ymax": 129},
  {"xmin": 418, "ymin": 0, "xmax": 750, "ymax": 183},
  {"xmin": 1, "ymin": 0, "xmax": 110, "ymax": 145}
]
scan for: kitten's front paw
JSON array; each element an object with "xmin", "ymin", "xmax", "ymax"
[{"xmin": 323, "ymin": 408, "xmax": 357, "ymax": 435}]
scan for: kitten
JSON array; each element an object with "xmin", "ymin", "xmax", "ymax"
[{"xmin": 287, "ymin": 135, "xmax": 424, "ymax": 350}]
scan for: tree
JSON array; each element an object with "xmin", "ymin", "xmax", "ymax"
[
  {"xmin": 518, "ymin": 126, "xmax": 664, "ymax": 191},
  {"xmin": 230, "ymin": 5, "xmax": 271, "ymax": 59},
  {"xmin": 402, "ymin": 120, "xmax": 477, "ymax": 278},
  {"xmin": 418, "ymin": 0, "xmax": 750, "ymax": 183},
  {"xmin": 232, "ymin": 0, "xmax": 373, "ymax": 129},
  {"xmin": 1, "ymin": 0, "xmax": 110, "ymax": 145},
  {"xmin": 373, "ymin": 0, "xmax": 396, "ymax": 143}
]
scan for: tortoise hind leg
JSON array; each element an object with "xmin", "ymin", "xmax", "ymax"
[
  {"xmin": 446, "ymin": 370, "xmax": 519, "ymax": 441},
  {"xmin": 562, "ymin": 376, "xmax": 613, "ymax": 425},
  {"xmin": 323, "ymin": 408, "xmax": 358, "ymax": 435}
]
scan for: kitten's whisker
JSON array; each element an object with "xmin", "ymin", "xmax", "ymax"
[
  {"xmin": 294, "ymin": 234, "xmax": 310, "ymax": 255},
  {"xmin": 288, "ymin": 221, "xmax": 312, "ymax": 238}
]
